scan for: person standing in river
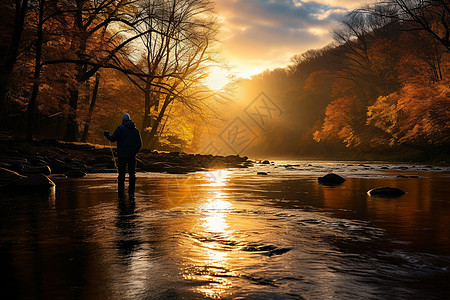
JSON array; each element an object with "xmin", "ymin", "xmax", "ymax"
[{"xmin": 104, "ymin": 113, "xmax": 142, "ymax": 196}]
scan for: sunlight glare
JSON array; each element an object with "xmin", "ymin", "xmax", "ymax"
[
  {"xmin": 204, "ymin": 67, "xmax": 231, "ymax": 91},
  {"xmin": 204, "ymin": 169, "xmax": 230, "ymax": 187}
]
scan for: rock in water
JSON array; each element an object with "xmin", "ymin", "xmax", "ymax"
[
  {"xmin": 5, "ymin": 174, "xmax": 55, "ymax": 193},
  {"xmin": 318, "ymin": 173, "xmax": 346, "ymax": 185},
  {"xmin": 64, "ymin": 170, "xmax": 87, "ymax": 178},
  {"xmin": 368, "ymin": 187, "xmax": 405, "ymax": 197},
  {"xmin": 257, "ymin": 172, "xmax": 268, "ymax": 175}
]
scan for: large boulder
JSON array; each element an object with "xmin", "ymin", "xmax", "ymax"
[
  {"xmin": 14, "ymin": 174, "xmax": 55, "ymax": 192},
  {"xmin": 0, "ymin": 168, "xmax": 55, "ymax": 193},
  {"xmin": 368, "ymin": 187, "xmax": 405, "ymax": 197},
  {"xmin": 318, "ymin": 173, "xmax": 346, "ymax": 185}
]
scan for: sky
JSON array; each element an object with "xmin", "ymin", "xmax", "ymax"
[{"xmin": 214, "ymin": 0, "xmax": 371, "ymax": 78}]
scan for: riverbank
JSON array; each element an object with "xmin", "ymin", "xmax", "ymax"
[{"xmin": 0, "ymin": 139, "xmax": 251, "ymax": 178}]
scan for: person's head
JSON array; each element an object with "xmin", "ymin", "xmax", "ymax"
[{"xmin": 122, "ymin": 113, "xmax": 130, "ymax": 122}]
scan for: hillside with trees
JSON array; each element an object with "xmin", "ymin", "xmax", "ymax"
[{"xmin": 228, "ymin": 0, "xmax": 449, "ymax": 160}]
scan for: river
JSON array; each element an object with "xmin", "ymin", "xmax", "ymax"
[{"xmin": 1, "ymin": 161, "xmax": 450, "ymax": 299}]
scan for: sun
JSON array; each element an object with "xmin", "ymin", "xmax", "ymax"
[{"xmin": 204, "ymin": 66, "xmax": 231, "ymax": 91}]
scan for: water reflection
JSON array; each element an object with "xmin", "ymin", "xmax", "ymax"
[
  {"xmin": 182, "ymin": 170, "xmax": 235, "ymax": 298},
  {"xmin": 116, "ymin": 196, "xmax": 138, "ymax": 258},
  {"xmin": 204, "ymin": 169, "xmax": 230, "ymax": 187},
  {"xmin": 316, "ymin": 175, "xmax": 450, "ymax": 253},
  {"xmin": 2, "ymin": 167, "xmax": 450, "ymax": 299},
  {"xmin": 48, "ymin": 186, "xmax": 56, "ymax": 209}
]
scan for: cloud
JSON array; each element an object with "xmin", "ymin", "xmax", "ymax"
[
  {"xmin": 214, "ymin": 0, "xmax": 369, "ymax": 77},
  {"xmin": 301, "ymin": 0, "xmax": 370, "ymax": 10}
]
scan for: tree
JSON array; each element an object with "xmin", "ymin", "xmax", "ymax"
[
  {"xmin": 58, "ymin": 0, "xmax": 141, "ymax": 141},
  {"xmin": 0, "ymin": 0, "xmax": 30, "ymax": 123},
  {"xmin": 367, "ymin": 80, "xmax": 450, "ymax": 146},
  {"xmin": 368, "ymin": 0, "xmax": 450, "ymax": 51},
  {"xmin": 332, "ymin": 10, "xmax": 402, "ymax": 100},
  {"xmin": 125, "ymin": 0, "xmax": 219, "ymax": 149}
]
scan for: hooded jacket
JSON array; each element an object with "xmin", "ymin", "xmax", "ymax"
[{"xmin": 105, "ymin": 120, "xmax": 142, "ymax": 158}]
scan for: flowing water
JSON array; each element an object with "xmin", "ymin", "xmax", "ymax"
[{"xmin": 1, "ymin": 161, "xmax": 450, "ymax": 299}]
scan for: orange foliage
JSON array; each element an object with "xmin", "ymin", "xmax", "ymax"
[
  {"xmin": 313, "ymin": 96, "xmax": 363, "ymax": 148},
  {"xmin": 367, "ymin": 80, "xmax": 450, "ymax": 146}
]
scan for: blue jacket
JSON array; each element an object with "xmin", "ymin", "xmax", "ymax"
[{"xmin": 105, "ymin": 120, "xmax": 142, "ymax": 158}]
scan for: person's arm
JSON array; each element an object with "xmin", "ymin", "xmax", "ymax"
[
  {"xmin": 136, "ymin": 130, "xmax": 142, "ymax": 154},
  {"xmin": 105, "ymin": 126, "xmax": 120, "ymax": 142}
]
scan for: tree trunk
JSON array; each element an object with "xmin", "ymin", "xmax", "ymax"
[
  {"xmin": 81, "ymin": 73, "xmax": 100, "ymax": 142},
  {"xmin": 141, "ymin": 81, "xmax": 152, "ymax": 146},
  {"xmin": 64, "ymin": 85, "xmax": 80, "ymax": 141},
  {"xmin": 148, "ymin": 98, "xmax": 171, "ymax": 150},
  {"xmin": 0, "ymin": 0, "xmax": 29, "ymax": 123},
  {"xmin": 26, "ymin": 0, "xmax": 44, "ymax": 141}
]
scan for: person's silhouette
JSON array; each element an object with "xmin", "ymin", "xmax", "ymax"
[{"xmin": 105, "ymin": 114, "xmax": 142, "ymax": 195}]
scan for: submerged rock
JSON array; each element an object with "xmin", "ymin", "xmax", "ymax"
[
  {"xmin": 318, "ymin": 173, "xmax": 346, "ymax": 185},
  {"xmin": 368, "ymin": 187, "xmax": 405, "ymax": 197}
]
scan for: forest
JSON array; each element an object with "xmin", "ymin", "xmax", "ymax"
[
  {"xmin": 0, "ymin": 0, "xmax": 222, "ymax": 151},
  {"xmin": 218, "ymin": 0, "xmax": 450, "ymax": 160},
  {"xmin": 0, "ymin": 0, "xmax": 449, "ymax": 160}
]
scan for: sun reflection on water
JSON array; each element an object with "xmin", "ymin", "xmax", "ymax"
[
  {"xmin": 204, "ymin": 169, "xmax": 231, "ymax": 187},
  {"xmin": 183, "ymin": 170, "xmax": 236, "ymax": 298}
]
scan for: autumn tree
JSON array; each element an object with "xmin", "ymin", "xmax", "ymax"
[
  {"xmin": 125, "ymin": 0, "xmax": 219, "ymax": 149},
  {"xmin": 332, "ymin": 10, "xmax": 402, "ymax": 100},
  {"xmin": 367, "ymin": 80, "xmax": 450, "ymax": 146}
]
